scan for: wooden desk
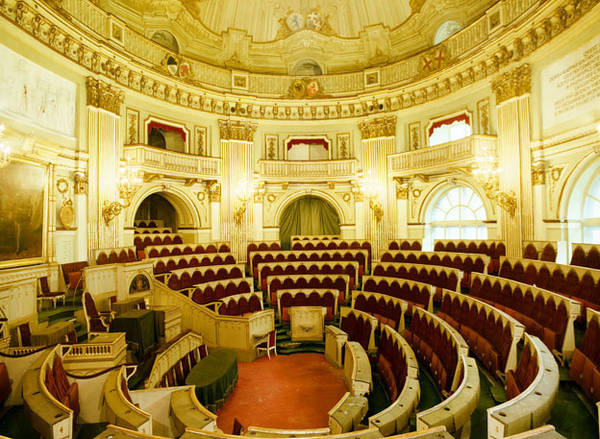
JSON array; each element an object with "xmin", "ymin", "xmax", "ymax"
[
  {"xmin": 113, "ymin": 294, "xmax": 149, "ymax": 315},
  {"xmin": 290, "ymin": 306, "xmax": 325, "ymax": 342},
  {"xmin": 31, "ymin": 321, "xmax": 74, "ymax": 346}
]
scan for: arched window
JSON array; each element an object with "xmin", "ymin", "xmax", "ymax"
[
  {"xmin": 428, "ymin": 113, "xmax": 471, "ymax": 146},
  {"xmin": 424, "ymin": 186, "xmax": 487, "ymax": 249},
  {"xmin": 434, "ymin": 21, "xmax": 462, "ymax": 45},
  {"xmin": 583, "ymin": 171, "xmax": 600, "ymax": 243}
]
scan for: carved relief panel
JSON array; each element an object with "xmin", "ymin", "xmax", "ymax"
[
  {"xmin": 264, "ymin": 134, "xmax": 279, "ymax": 160},
  {"xmin": 126, "ymin": 108, "xmax": 139, "ymax": 144},
  {"xmin": 336, "ymin": 133, "xmax": 351, "ymax": 159}
]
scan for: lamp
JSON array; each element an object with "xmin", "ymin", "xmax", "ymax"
[
  {"xmin": 233, "ymin": 175, "xmax": 256, "ymax": 225},
  {"xmin": 470, "ymin": 144, "xmax": 517, "ymax": 216},
  {"xmin": 102, "ymin": 158, "xmax": 143, "ymax": 224},
  {"xmin": 0, "ymin": 124, "xmax": 10, "ymax": 169},
  {"xmin": 360, "ymin": 174, "xmax": 384, "ymax": 222}
]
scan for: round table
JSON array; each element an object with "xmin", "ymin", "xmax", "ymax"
[{"xmin": 185, "ymin": 349, "xmax": 238, "ymax": 411}]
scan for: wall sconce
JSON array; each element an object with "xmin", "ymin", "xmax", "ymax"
[
  {"xmin": 360, "ymin": 175, "xmax": 384, "ymax": 222},
  {"xmin": 233, "ymin": 176, "xmax": 256, "ymax": 225},
  {"xmin": 102, "ymin": 159, "xmax": 143, "ymax": 224},
  {"xmin": 471, "ymin": 150, "xmax": 517, "ymax": 216},
  {"xmin": 0, "ymin": 124, "xmax": 10, "ymax": 169}
]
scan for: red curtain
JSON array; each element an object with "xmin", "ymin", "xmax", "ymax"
[
  {"xmin": 286, "ymin": 138, "xmax": 329, "ymax": 150},
  {"xmin": 147, "ymin": 121, "xmax": 187, "ymax": 142},
  {"xmin": 428, "ymin": 113, "xmax": 470, "ymax": 136}
]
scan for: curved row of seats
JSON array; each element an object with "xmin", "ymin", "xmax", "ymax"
[
  {"xmin": 433, "ymin": 239, "xmax": 505, "ymax": 274},
  {"xmin": 499, "ymin": 256, "xmax": 600, "ymax": 319},
  {"xmin": 146, "ymin": 243, "xmax": 231, "ymax": 258},
  {"xmin": 267, "ymin": 274, "xmax": 349, "ymax": 305},
  {"xmin": 249, "ymin": 249, "xmax": 369, "ymax": 280},
  {"xmin": 380, "ymin": 250, "xmax": 489, "ymax": 288},
  {"xmin": 487, "ymin": 334, "xmax": 559, "ymax": 437},
  {"xmin": 470, "ymin": 273, "xmax": 579, "ymax": 359},
  {"xmin": 135, "ymin": 220, "xmax": 163, "ymax": 228},
  {"xmin": 278, "ymin": 289, "xmax": 339, "ymax": 322},
  {"xmin": 362, "ymin": 276, "xmax": 432, "ymax": 312},
  {"xmin": 152, "ymin": 254, "xmax": 237, "ymax": 274},
  {"xmin": 437, "ymin": 290, "xmax": 524, "ymax": 375},
  {"xmin": 161, "ymin": 265, "xmax": 245, "ymax": 290},
  {"xmin": 569, "ymin": 309, "xmax": 600, "ymax": 401},
  {"xmin": 352, "ymin": 291, "xmax": 407, "ymax": 331},
  {"xmin": 522, "ymin": 241, "xmax": 557, "ymax": 262},
  {"xmin": 218, "ymin": 292, "xmax": 263, "ymax": 316},
  {"xmin": 291, "ymin": 234, "xmax": 341, "ymax": 241},
  {"xmin": 388, "ymin": 240, "xmax": 422, "ymax": 251},
  {"xmin": 246, "ymin": 241, "xmax": 281, "ymax": 265},
  {"xmin": 96, "ymin": 247, "xmax": 138, "ymax": 265},
  {"xmin": 257, "ymin": 260, "xmax": 359, "ymax": 291},
  {"xmin": 369, "ymin": 324, "xmax": 420, "ymax": 436},
  {"xmin": 372, "ymin": 262, "xmax": 460, "ymax": 293},
  {"xmin": 104, "ymin": 366, "xmax": 152, "ymax": 433},
  {"xmin": 404, "ymin": 309, "xmax": 461, "ymax": 394},
  {"xmin": 290, "ymin": 240, "xmax": 372, "ymax": 263},
  {"xmin": 571, "ymin": 243, "xmax": 600, "ymax": 270},
  {"xmin": 189, "ymin": 279, "xmax": 253, "ymax": 305},
  {"xmin": 158, "ymin": 345, "xmax": 207, "ymax": 388},
  {"xmin": 134, "ymin": 233, "xmax": 183, "ymax": 250},
  {"xmin": 340, "ymin": 309, "xmax": 376, "ymax": 352}
]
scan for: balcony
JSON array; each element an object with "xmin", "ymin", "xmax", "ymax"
[
  {"xmin": 123, "ymin": 145, "xmax": 221, "ymax": 180},
  {"xmin": 257, "ymin": 159, "xmax": 359, "ymax": 182},
  {"xmin": 388, "ymin": 135, "xmax": 497, "ymax": 176}
]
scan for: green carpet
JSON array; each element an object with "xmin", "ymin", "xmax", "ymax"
[
  {"xmin": 417, "ymin": 368, "xmax": 441, "ymax": 411},
  {"xmin": 470, "ymin": 369, "xmax": 503, "ymax": 439},
  {"xmin": 367, "ymin": 373, "xmax": 392, "ymax": 417},
  {"xmin": 550, "ymin": 380, "xmax": 597, "ymax": 439}
]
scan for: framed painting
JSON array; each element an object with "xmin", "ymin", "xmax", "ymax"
[{"xmin": 0, "ymin": 160, "xmax": 47, "ymax": 268}]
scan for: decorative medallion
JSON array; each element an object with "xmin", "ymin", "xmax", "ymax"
[
  {"xmin": 59, "ymin": 200, "xmax": 75, "ymax": 229},
  {"xmin": 277, "ymin": 8, "xmax": 336, "ymax": 39},
  {"xmin": 306, "ymin": 11, "xmax": 324, "ymax": 31},
  {"xmin": 286, "ymin": 12, "xmax": 305, "ymax": 32},
  {"xmin": 287, "ymin": 79, "xmax": 325, "ymax": 99}
]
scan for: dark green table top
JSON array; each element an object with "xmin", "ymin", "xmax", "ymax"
[
  {"xmin": 110, "ymin": 309, "xmax": 157, "ymax": 357},
  {"xmin": 185, "ymin": 349, "xmax": 238, "ymax": 408}
]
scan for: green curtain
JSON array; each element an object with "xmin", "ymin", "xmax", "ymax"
[{"xmin": 279, "ymin": 196, "xmax": 340, "ymax": 249}]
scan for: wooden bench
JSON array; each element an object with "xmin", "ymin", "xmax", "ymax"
[
  {"xmin": 134, "ymin": 233, "xmax": 184, "ymax": 250},
  {"xmin": 134, "ymin": 227, "xmax": 172, "ymax": 234},
  {"xmin": 571, "ymin": 243, "xmax": 600, "ymax": 270},
  {"xmin": 257, "ymin": 260, "xmax": 360, "ymax": 292},
  {"xmin": 290, "ymin": 240, "xmax": 372, "ymax": 264},
  {"xmin": 146, "ymin": 243, "xmax": 231, "ymax": 258},
  {"xmin": 499, "ymin": 256, "xmax": 600, "ymax": 320},
  {"xmin": 103, "ymin": 366, "xmax": 151, "ymax": 433},
  {"xmin": 186, "ymin": 278, "xmax": 253, "ymax": 304},
  {"xmin": 388, "ymin": 240, "xmax": 422, "ymax": 251},
  {"xmin": 416, "ymin": 355, "xmax": 480, "ymax": 436},
  {"xmin": 22, "ymin": 346, "xmax": 74, "ymax": 439},
  {"xmin": 218, "ymin": 292, "xmax": 263, "ymax": 316},
  {"xmin": 362, "ymin": 276, "xmax": 433, "ymax": 312},
  {"xmin": 159, "ymin": 264, "xmax": 245, "ymax": 290},
  {"xmin": 266, "ymin": 274, "xmax": 350, "ymax": 306},
  {"xmin": 352, "ymin": 291, "xmax": 408, "ymax": 331},
  {"xmin": 247, "ymin": 241, "xmax": 282, "ymax": 264},
  {"xmin": 135, "ymin": 220, "xmax": 165, "ymax": 228},
  {"xmin": 95, "ymin": 247, "xmax": 138, "ymax": 265},
  {"xmin": 434, "ymin": 239, "xmax": 506, "ymax": 274},
  {"xmin": 369, "ymin": 324, "xmax": 420, "ymax": 435},
  {"xmin": 340, "ymin": 308, "xmax": 378, "ymax": 353},
  {"xmin": 470, "ymin": 272, "xmax": 580, "ymax": 360},
  {"xmin": 291, "ymin": 235, "xmax": 341, "ymax": 241},
  {"xmin": 487, "ymin": 334, "xmax": 559, "ymax": 439},
  {"xmin": 152, "ymin": 254, "xmax": 237, "ymax": 274},
  {"xmin": 438, "ymin": 289, "xmax": 525, "ymax": 375}
]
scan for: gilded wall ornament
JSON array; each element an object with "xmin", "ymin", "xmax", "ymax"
[
  {"xmin": 420, "ymin": 46, "xmax": 449, "ymax": 75},
  {"xmin": 531, "ymin": 162, "xmax": 546, "ymax": 185},
  {"xmin": 358, "ymin": 116, "xmax": 397, "ymax": 139},
  {"xmin": 218, "ymin": 120, "xmax": 257, "ymax": 142},
  {"xmin": 74, "ymin": 172, "xmax": 88, "ymax": 195},
  {"xmin": 396, "ymin": 184, "xmax": 409, "ymax": 200},
  {"xmin": 86, "ymin": 77, "xmax": 123, "ymax": 115},
  {"xmin": 56, "ymin": 177, "xmax": 75, "ymax": 229},
  {"xmin": 491, "ymin": 64, "xmax": 532, "ymax": 104},
  {"xmin": 287, "ymin": 79, "xmax": 325, "ymax": 99}
]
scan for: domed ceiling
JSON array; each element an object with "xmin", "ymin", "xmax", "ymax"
[{"xmin": 100, "ymin": 0, "xmax": 496, "ymax": 74}]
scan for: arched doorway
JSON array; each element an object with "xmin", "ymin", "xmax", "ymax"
[
  {"xmin": 279, "ymin": 195, "xmax": 341, "ymax": 249},
  {"xmin": 135, "ymin": 193, "xmax": 178, "ymax": 231}
]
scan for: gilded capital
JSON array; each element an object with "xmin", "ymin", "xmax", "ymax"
[
  {"xmin": 358, "ymin": 116, "xmax": 397, "ymax": 140},
  {"xmin": 531, "ymin": 162, "xmax": 546, "ymax": 186},
  {"xmin": 73, "ymin": 171, "xmax": 88, "ymax": 195},
  {"xmin": 491, "ymin": 64, "xmax": 531, "ymax": 104},
  {"xmin": 86, "ymin": 77, "xmax": 124, "ymax": 115},
  {"xmin": 218, "ymin": 120, "xmax": 257, "ymax": 142}
]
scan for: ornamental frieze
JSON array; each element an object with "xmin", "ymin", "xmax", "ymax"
[
  {"xmin": 358, "ymin": 116, "xmax": 397, "ymax": 139},
  {"xmin": 218, "ymin": 120, "xmax": 257, "ymax": 142},
  {"xmin": 86, "ymin": 77, "xmax": 124, "ymax": 115},
  {"xmin": 491, "ymin": 64, "xmax": 532, "ymax": 104}
]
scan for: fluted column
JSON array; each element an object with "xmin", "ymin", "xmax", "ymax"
[
  {"xmin": 531, "ymin": 161, "xmax": 547, "ymax": 240},
  {"xmin": 492, "ymin": 64, "xmax": 534, "ymax": 257},
  {"xmin": 86, "ymin": 77, "xmax": 124, "ymax": 256},
  {"xmin": 219, "ymin": 120, "xmax": 257, "ymax": 262},
  {"xmin": 358, "ymin": 116, "xmax": 397, "ymax": 261}
]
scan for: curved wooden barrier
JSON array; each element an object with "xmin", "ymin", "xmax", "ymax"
[
  {"xmin": 487, "ymin": 334, "xmax": 559, "ymax": 439},
  {"xmin": 344, "ymin": 341, "xmax": 372, "ymax": 397},
  {"xmin": 170, "ymin": 386, "xmax": 217, "ymax": 436},
  {"xmin": 103, "ymin": 366, "xmax": 152, "ymax": 433}
]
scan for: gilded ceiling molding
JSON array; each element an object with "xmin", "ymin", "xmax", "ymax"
[
  {"xmin": 491, "ymin": 64, "xmax": 531, "ymax": 105},
  {"xmin": 86, "ymin": 77, "xmax": 124, "ymax": 115},
  {"xmin": 358, "ymin": 116, "xmax": 397, "ymax": 139},
  {"xmin": 0, "ymin": 0, "xmax": 594, "ymax": 121},
  {"xmin": 218, "ymin": 120, "xmax": 257, "ymax": 142}
]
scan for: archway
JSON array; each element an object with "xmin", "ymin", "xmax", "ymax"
[
  {"xmin": 278, "ymin": 195, "xmax": 340, "ymax": 249},
  {"xmin": 134, "ymin": 193, "xmax": 178, "ymax": 231},
  {"xmin": 566, "ymin": 157, "xmax": 600, "ymax": 245}
]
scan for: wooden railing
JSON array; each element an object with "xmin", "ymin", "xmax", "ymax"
[
  {"xmin": 123, "ymin": 145, "xmax": 221, "ymax": 179},
  {"xmin": 258, "ymin": 159, "xmax": 358, "ymax": 181},
  {"xmin": 389, "ymin": 135, "xmax": 497, "ymax": 175}
]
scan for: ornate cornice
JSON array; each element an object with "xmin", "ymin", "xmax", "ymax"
[
  {"xmin": 358, "ymin": 116, "xmax": 397, "ymax": 139},
  {"xmin": 218, "ymin": 120, "xmax": 257, "ymax": 142},
  {"xmin": 0, "ymin": 0, "xmax": 595, "ymax": 121},
  {"xmin": 86, "ymin": 77, "xmax": 124, "ymax": 115},
  {"xmin": 491, "ymin": 64, "xmax": 532, "ymax": 104}
]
